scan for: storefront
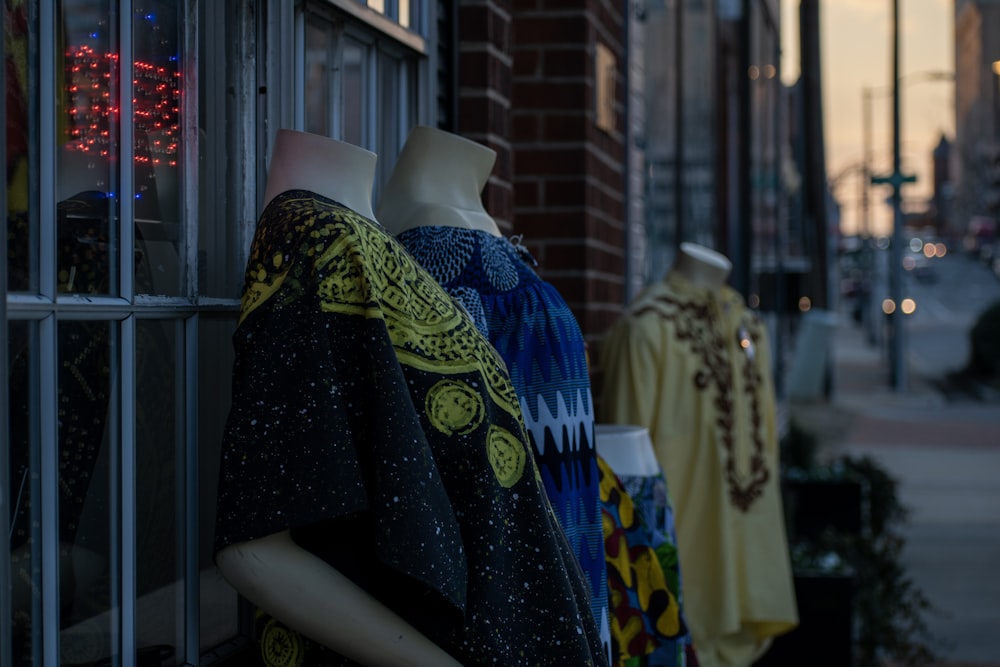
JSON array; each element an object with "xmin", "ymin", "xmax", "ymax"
[{"xmin": 3, "ymin": 1, "xmax": 437, "ymax": 664}]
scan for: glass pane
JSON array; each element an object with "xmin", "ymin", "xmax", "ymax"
[
  {"xmin": 342, "ymin": 38, "xmax": 364, "ymax": 146},
  {"xmin": 133, "ymin": 1, "xmax": 184, "ymax": 296},
  {"xmin": 136, "ymin": 318, "xmax": 183, "ymax": 663},
  {"xmin": 9, "ymin": 320, "xmax": 40, "ymax": 667},
  {"xmin": 6, "ymin": 3, "xmax": 35, "ymax": 292},
  {"xmin": 198, "ymin": 315, "xmax": 239, "ymax": 651},
  {"xmin": 58, "ymin": 0, "xmax": 119, "ymax": 296},
  {"xmin": 305, "ymin": 18, "xmax": 331, "ymax": 137},
  {"xmin": 197, "ymin": 0, "xmax": 244, "ymax": 299},
  {"xmin": 57, "ymin": 319, "xmax": 115, "ymax": 664},
  {"xmin": 398, "ymin": 0, "xmax": 411, "ymax": 29},
  {"xmin": 377, "ymin": 52, "xmax": 399, "ymax": 191}
]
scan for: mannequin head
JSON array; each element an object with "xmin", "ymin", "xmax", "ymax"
[
  {"xmin": 262, "ymin": 129, "xmax": 377, "ymax": 220},
  {"xmin": 671, "ymin": 242, "xmax": 732, "ymax": 290},
  {"xmin": 377, "ymin": 126, "xmax": 500, "ymax": 237}
]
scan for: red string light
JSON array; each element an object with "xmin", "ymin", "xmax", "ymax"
[{"xmin": 63, "ymin": 43, "xmax": 181, "ymax": 164}]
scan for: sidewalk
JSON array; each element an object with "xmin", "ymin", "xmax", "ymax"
[{"xmin": 787, "ymin": 319, "xmax": 1000, "ymax": 667}]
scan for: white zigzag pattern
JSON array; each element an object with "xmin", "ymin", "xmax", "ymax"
[{"xmin": 519, "ymin": 388, "xmax": 595, "ymax": 457}]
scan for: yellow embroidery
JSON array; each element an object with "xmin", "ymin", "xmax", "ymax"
[
  {"xmin": 260, "ymin": 617, "xmax": 304, "ymax": 667},
  {"xmin": 426, "ymin": 379, "xmax": 486, "ymax": 436},
  {"xmin": 239, "ymin": 193, "xmax": 530, "ymax": 452},
  {"xmin": 487, "ymin": 426, "xmax": 526, "ymax": 487}
]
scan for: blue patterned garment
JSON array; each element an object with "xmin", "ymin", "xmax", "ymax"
[{"xmin": 398, "ymin": 226, "xmax": 610, "ymax": 655}]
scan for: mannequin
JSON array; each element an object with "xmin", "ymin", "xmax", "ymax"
[
  {"xmin": 380, "ymin": 126, "xmax": 612, "ymax": 663},
  {"xmin": 598, "ymin": 242, "xmax": 798, "ymax": 667},
  {"xmin": 376, "ymin": 125, "xmax": 500, "ymax": 236},
  {"xmin": 595, "ymin": 425, "xmax": 692, "ymax": 667},
  {"xmin": 672, "ymin": 242, "xmax": 732, "ymax": 290},
  {"xmin": 216, "ymin": 130, "xmax": 459, "ymax": 667},
  {"xmin": 594, "ymin": 424, "xmax": 660, "ymax": 478},
  {"xmin": 261, "ymin": 128, "xmax": 376, "ymax": 218},
  {"xmin": 215, "ymin": 129, "xmax": 606, "ymax": 667}
]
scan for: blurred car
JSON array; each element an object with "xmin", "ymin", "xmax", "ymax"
[{"xmin": 903, "ymin": 246, "xmax": 938, "ymax": 283}]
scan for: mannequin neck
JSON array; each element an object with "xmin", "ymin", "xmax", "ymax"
[
  {"xmin": 262, "ymin": 129, "xmax": 377, "ymax": 220},
  {"xmin": 377, "ymin": 126, "xmax": 501, "ymax": 237},
  {"xmin": 594, "ymin": 424, "xmax": 660, "ymax": 477},
  {"xmin": 670, "ymin": 242, "xmax": 732, "ymax": 290}
]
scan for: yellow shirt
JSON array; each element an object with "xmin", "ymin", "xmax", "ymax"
[{"xmin": 598, "ymin": 271, "xmax": 797, "ymax": 667}]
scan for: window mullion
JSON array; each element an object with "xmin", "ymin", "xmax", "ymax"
[
  {"xmin": 365, "ymin": 43, "xmax": 377, "ymax": 151},
  {"xmin": 39, "ymin": 4, "xmax": 56, "ymax": 301},
  {"xmin": 182, "ymin": 0, "xmax": 200, "ymax": 299},
  {"xmin": 332, "ymin": 22, "xmax": 344, "ymax": 138},
  {"xmin": 0, "ymin": 1, "xmax": 11, "ymax": 663},
  {"xmin": 38, "ymin": 314, "xmax": 59, "ymax": 667},
  {"xmin": 294, "ymin": 9, "xmax": 306, "ymax": 130},
  {"xmin": 119, "ymin": 314, "xmax": 137, "ymax": 667},
  {"xmin": 119, "ymin": 0, "xmax": 135, "ymax": 301},
  {"xmin": 38, "ymin": 4, "xmax": 59, "ymax": 665},
  {"xmin": 183, "ymin": 315, "xmax": 200, "ymax": 666}
]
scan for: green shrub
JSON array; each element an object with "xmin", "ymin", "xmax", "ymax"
[{"xmin": 968, "ymin": 300, "xmax": 1000, "ymax": 381}]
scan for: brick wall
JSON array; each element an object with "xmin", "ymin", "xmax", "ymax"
[
  {"xmin": 509, "ymin": 0, "xmax": 628, "ymax": 342},
  {"xmin": 457, "ymin": 0, "xmax": 514, "ymax": 230}
]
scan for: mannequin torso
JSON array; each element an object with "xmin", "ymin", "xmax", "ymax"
[
  {"xmin": 376, "ymin": 125, "xmax": 501, "ymax": 236},
  {"xmin": 261, "ymin": 129, "xmax": 377, "ymax": 219},
  {"xmin": 599, "ymin": 241, "xmax": 799, "ymax": 666},
  {"xmin": 217, "ymin": 129, "xmax": 461, "ymax": 667},
  {"xmin": 670, "ymin": 242, "xmax": 732, "ymax": 290},
  {"xmin": 594, "ymin": 424, "xmax": 660, "ymax": 478},
  {"xmin": 386, "ymin": 127, "xmax": 612, "ymax": 661},
  {"xmin": 217, "ymin": 130, "xmax": 608, "ymax": 667}
]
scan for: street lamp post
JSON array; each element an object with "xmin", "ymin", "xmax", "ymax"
[
  {"xmin": 863, "ymin": 4, "xmax": 953, "ymax": 391},
  {"xmin": 870, "ymin": 0, "xmax": 914, "ymax": 392}
]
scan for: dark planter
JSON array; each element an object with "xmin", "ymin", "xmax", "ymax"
[
  {"xmin": 782, "ymin": 478, "xmax": 864, "ymax": 542},
  {"xmin": 754, "ymin": 573, "xmax": 855, "ymax": 667}
]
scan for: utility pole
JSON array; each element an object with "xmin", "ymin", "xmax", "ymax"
[
  {"xmin": 871, "ymin": 0, "xmax": 916, "ymax": 392},
  {"xmin": 861, "ymin": 87, "xmax": 872, "ymax": 237}
]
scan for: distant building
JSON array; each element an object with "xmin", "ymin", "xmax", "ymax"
[
  {"xmin": 953, "ymin": 0, "xmax": 1000, "ymax": 233},
  {"xmin": 931, "ymin": 134, "xmax": 956, "ymax": 238}
]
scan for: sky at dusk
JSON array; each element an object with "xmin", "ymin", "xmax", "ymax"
[{"xmin": 781, "ymin": 0, "xmax": 954, "ymax": 236}]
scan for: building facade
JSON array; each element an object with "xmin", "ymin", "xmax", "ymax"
[
  {"xmin": 3, "ymin": 1, "xmax": 796, "ymax": 664},
  {"xmin": 954, "ymin": 0, "xmax": 1000, "ymax": 236}
]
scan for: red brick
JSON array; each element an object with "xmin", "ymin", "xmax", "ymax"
[
  {"xmin": 543, "ymin": 48, "xmax": 588, "ymax": 78},
  {"xmin": 512, "ymin": 15, "xmax": 588, "ymax": 45},
  {"xmin": 513, "ymin": 179, "xmax": 541, "ymax": 207},
  {"xmin": 541, "ymin": 113, "xmax": 587, "ymax": 142},
  {"xmin": 512, "ymin": 48, "xmax": 540, "ymax": 76},
  {"xmin": 513, "ymin": 80, "xmax": 586, "ymax": 110},
  {"xmin": 544, "ymin": 178, "xmax": 586, "ymax": 207},
  {"xmin": 511, "ymin": 113, "xmax": 541, "ymax": 142},
  {"xmin": 540, "ymin": 241, "xmax": 588, "ymax": 271},
  {"xmin": 514, "ymin": 147, "xmax": 587, "ymax": 176},
  {"xmin": 512, "ymin": 211, "xmax": 584, "ymax": 237}
]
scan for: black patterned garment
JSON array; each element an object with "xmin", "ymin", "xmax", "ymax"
[
  {"xmin": 396, "ymin": 226, "xmax": 609, "ymax": 656},
  {"xmin": 214, "ymin": 190, "xmax": 607, "ymax": 667}
]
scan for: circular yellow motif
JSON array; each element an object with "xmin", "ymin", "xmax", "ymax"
[
  {"xmin": 487, "ymin": 426, "xmax": 526, "ymax": 488},
  {"xmin": 426, "ymin": 379, "xmax": 485, "ymax": 436},
  {"xmin": 260, "ymin": 617, "xmax": 304, "ymax": 667}
]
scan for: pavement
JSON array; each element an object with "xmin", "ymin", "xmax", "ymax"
[{"xmin": 785, "ymin": 315, "xmax": 1000, "ymax": 667}]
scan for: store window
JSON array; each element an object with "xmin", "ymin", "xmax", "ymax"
[
  {"xmin": 5, "ymin": 0, "xmax": 433, "ymax": 665},
  {"xmin": 302, "ymin": 1, "xmax": 423, "ymax": 195},
  {"xmin": 4, "ymin": 2, "xmax": 243, "ymax": 665}
]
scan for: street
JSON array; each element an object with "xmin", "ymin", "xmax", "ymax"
[
  {"xmin": 830, "ymin": 247, "xmax": 1000, "ymax": 665},
  {"xmin": 859, "ymin": 243, "xmax": 1000, "ymax": 387}
]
